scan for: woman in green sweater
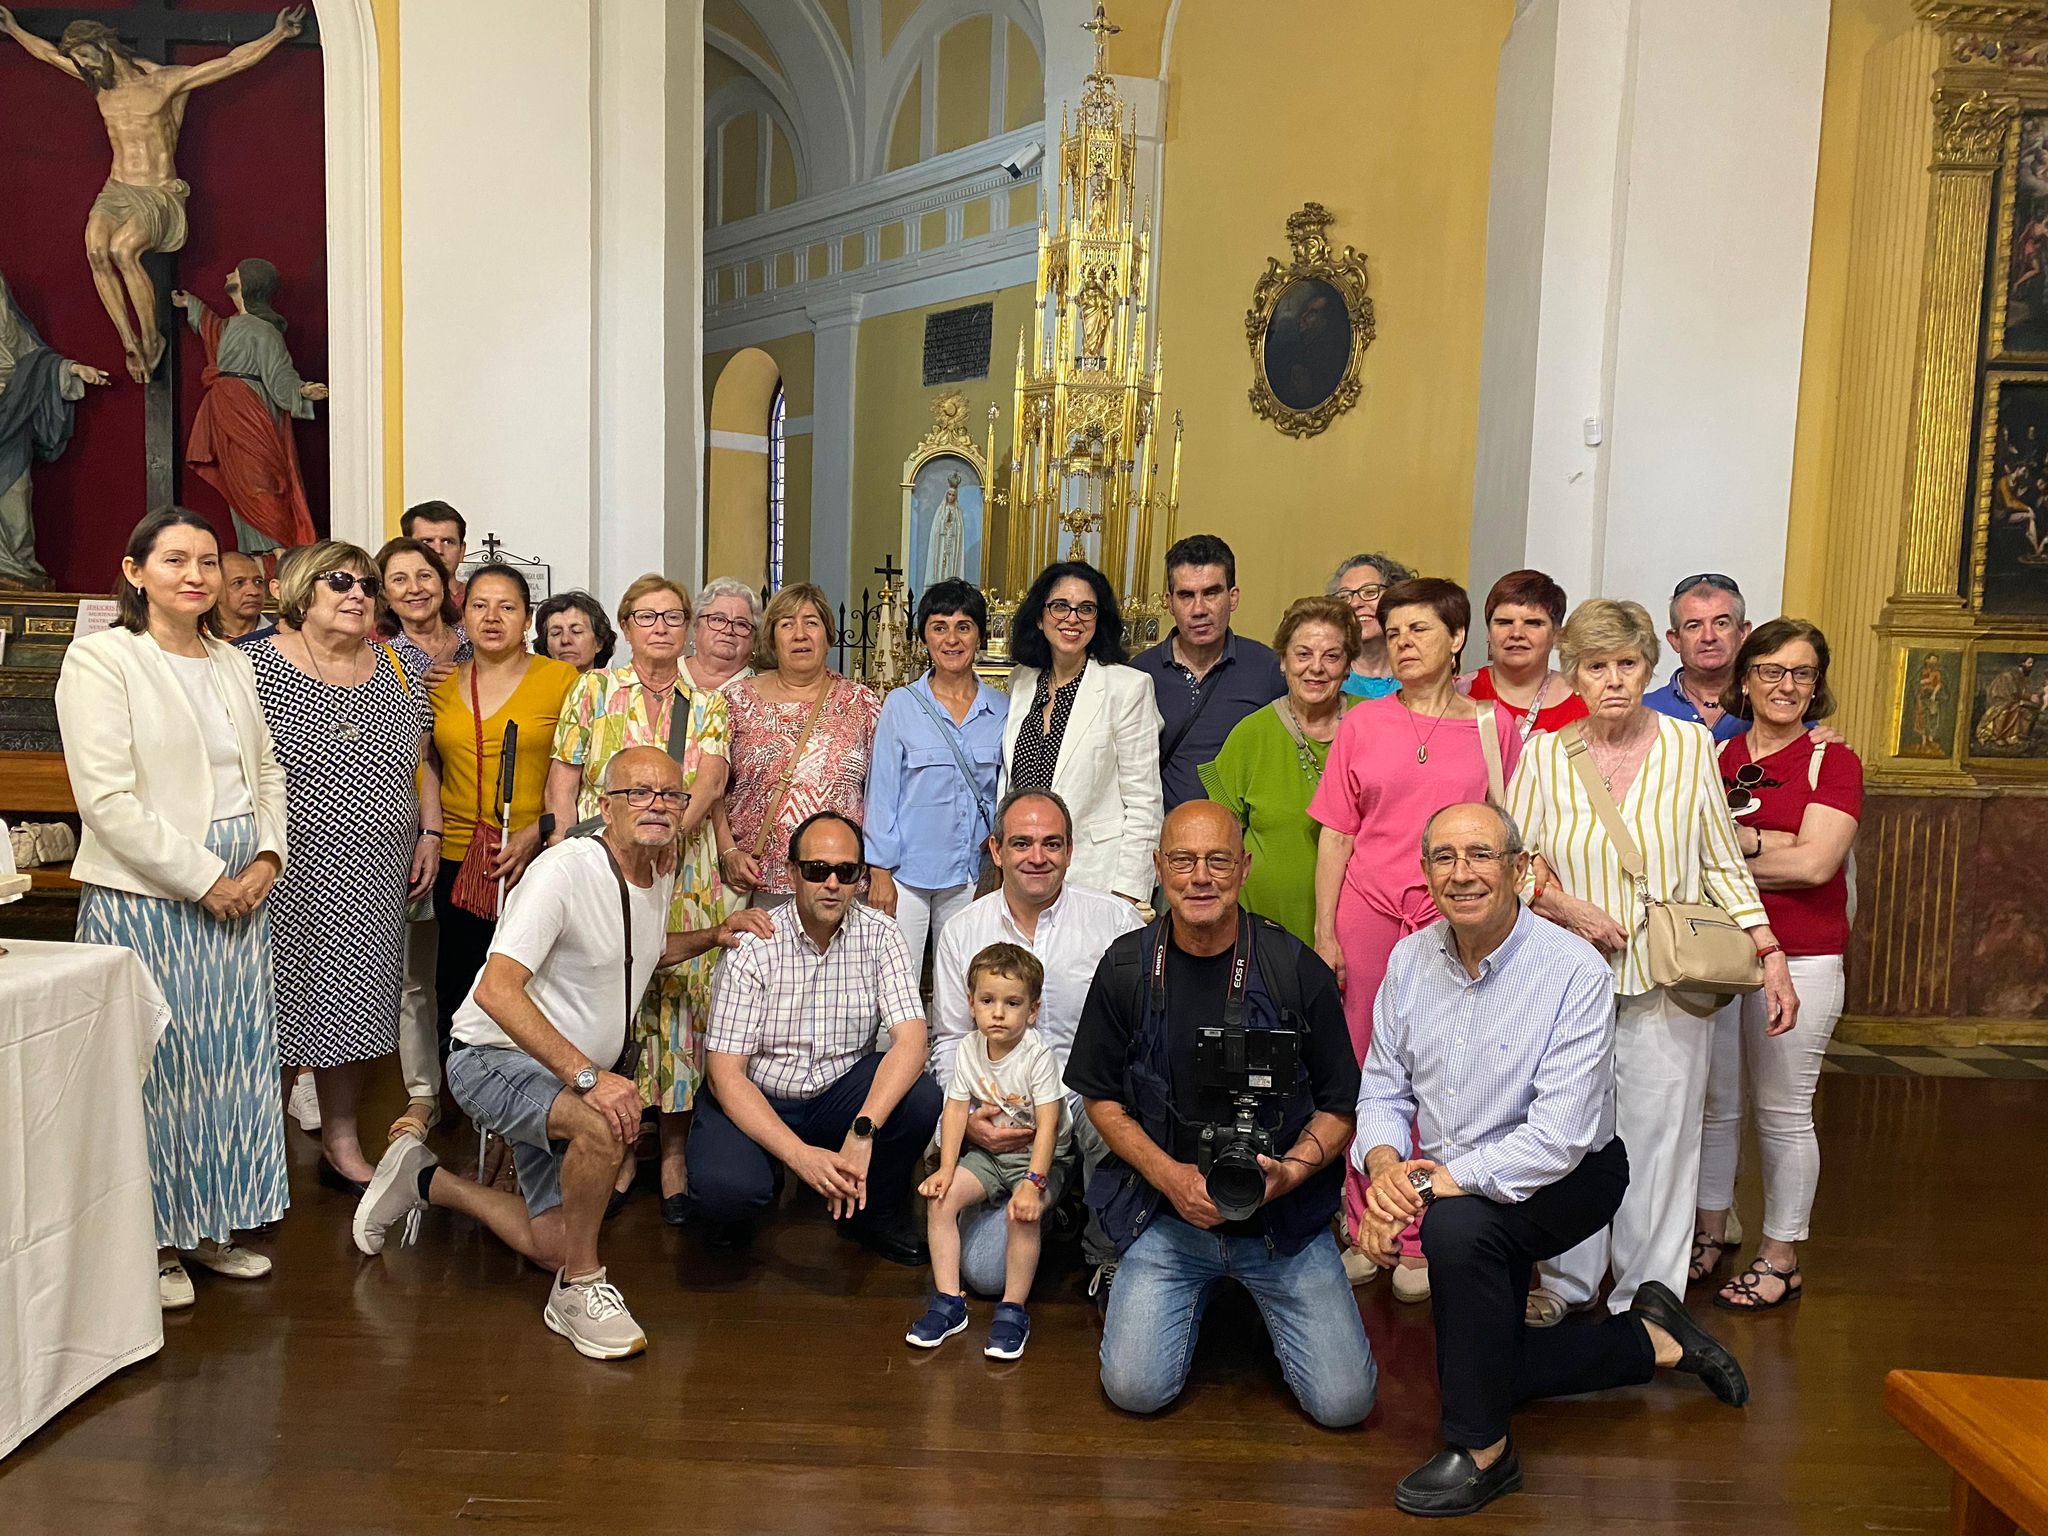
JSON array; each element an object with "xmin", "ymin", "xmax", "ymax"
[{"xmin": 1198, "ymin": 594, "xmax": 1360, "ymax": 943}]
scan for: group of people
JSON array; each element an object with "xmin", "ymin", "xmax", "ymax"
[{"xmin": 55, "ymin": 507, "xmax": 1861, "ymax": 1517}]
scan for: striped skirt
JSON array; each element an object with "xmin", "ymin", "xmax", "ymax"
[{"xmin": 77, "ymin": 815, "xmax": 290, "ymax": 1249}]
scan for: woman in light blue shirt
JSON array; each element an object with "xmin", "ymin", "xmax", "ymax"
[{"xmin": 866, "ymin": 579, "xmax": 1008, "ymax": 978}]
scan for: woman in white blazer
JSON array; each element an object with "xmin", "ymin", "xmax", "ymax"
[
  {"xmin": 997, "ymin": 561, "xmax": 1162, "ymax": 901},
  {"xmin": 57, "ymin": 507, "xmax": 291, "ymax": 1313}
]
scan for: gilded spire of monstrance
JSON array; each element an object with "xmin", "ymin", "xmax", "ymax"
[{"xmin": 1082, "ymin": 2, "xmax": 1121, "ymax": 76}]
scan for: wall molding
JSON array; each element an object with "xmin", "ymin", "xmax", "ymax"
[{"xmin": 709, "ymin": 429, "xmax": 770, "ymax": 452}]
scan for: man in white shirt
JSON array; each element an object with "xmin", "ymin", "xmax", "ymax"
[
  {"xmin": 351, "ymin": 748, "xmax": 764, "ymax": 1360},
  {"xmin": 931, "ymin": 788, "xmax": 1142, "ymax": 1300}
]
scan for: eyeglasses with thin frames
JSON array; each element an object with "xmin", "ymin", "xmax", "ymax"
[
  {"xmin": 606, "ymin": 786, "xmax": 686, "ymax": 808},
  {"xmin": 1748, "ymin": 662, "xmax": 1819, "ymax": 688},
  {"xmin": 700, "ymin": 613, "xmax": 757, "ymax": 635},
  {"xmin": 1162, "ymin": 850, "xmax": 1241, "ymax": 877},
  {"xmin": 1338, "ymin": 582, "xmax": 1386, "ymax": 605},
  {"xmin": 1425, "ymin": 847, "xmax": 1510, "ymax": 872},
  {"xmin": 628, "ymin": 609, "xmax": 689, "ymax": 630}
]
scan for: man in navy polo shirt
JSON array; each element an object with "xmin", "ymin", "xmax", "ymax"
[
  {"xmin": 1645, "ymin": 573, "xmax": 1751, "ymax": 741},
  {"xmin": 1131, "ymin": 534, "xmax": 1285, "ymax": 811}
]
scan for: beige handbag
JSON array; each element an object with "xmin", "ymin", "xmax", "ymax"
[{"xmin": 1560, "ymin": 723, "xmax": 1763, "ymax": 1006}]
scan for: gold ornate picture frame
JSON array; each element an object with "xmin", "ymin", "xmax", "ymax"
[
  {"xmin": 899, "ymin": 391, "xmax": 993, "ymax": 593},
  {"xmin": 1245, "ymin": 202, "xmax": 1376, "ymax": 438}
]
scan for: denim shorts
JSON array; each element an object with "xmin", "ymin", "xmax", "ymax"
[{"xmin": 446, "ymin": 1045, "xmax": 566, "ymax": 1218}]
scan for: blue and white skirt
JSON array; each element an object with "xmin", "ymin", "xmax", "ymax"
[{"xmin": 77, "ymin": 815, "xmax": 290, "ymax": 1249}]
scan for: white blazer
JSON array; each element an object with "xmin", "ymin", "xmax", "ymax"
[
  {"xmin": 56, "ymin": 626, "xmax": 289, "ymax": 901},
  {"xmin": 999, "ymin": 658, "xmax": 1163, "ymax": 899}
]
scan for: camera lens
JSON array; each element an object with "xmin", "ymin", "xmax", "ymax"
[{"xmin": 1205, "ymin": 1141, "xmax": 1267, "ymax": 1222}]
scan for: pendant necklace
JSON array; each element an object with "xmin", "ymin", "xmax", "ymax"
[
  {"xmin": 304, "ymin": 636, "xmax": 365, "ymax": 742},
  {"xmin": 1276, "ymin": 699, "xmax": 1330, "ymax": 785},
  {"xmin": 1403, "ymin": 693, "xmax": 1451, "ymax": 765}
]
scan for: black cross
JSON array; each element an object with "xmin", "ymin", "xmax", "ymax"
[
  {"xmin": 873, "ymin": 555, "xmax": 905, "ymax": 586},
  {"xmin": 9, "ymin": 4, "xmax": 321, "ymax": 512}
]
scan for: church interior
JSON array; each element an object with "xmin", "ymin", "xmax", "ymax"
[{"xmin": 2, "ymin": 1, "xmax": 2047, "ymax": 1531}]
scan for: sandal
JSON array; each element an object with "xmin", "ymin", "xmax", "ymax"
[
  {"xmin": 387, "ymin": 1098, "xmax": 439, "ymax": 1144},
  {"xmin": 1714, "ymin": 1255, "xmax": 1802, "ymax": 1313},
  {"xmin": 1525, "ymin": 1286, "xmax": 1594, "ymax": 1328},
  {"xmin": 1688, "ymin": 1211, "xmax": 1742, "ymax": 1284}
]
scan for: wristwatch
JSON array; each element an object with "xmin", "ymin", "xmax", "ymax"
[
  {"xmin": 852, "ymin": 1115, "xmax": 876, "ymax": 1140},
  {"xmin": 1407, "ymin": 1166, "xmax": 1438, "ymax": 1207},
  {"xmin": 572, "ymin": 1065, "xmax": 598, "ymax": 1093}
]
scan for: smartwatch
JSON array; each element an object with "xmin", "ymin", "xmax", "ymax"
[
  {"xmin": 852, "ymin": 1115, "xmax": 876, "ymax": 1140},
  {"xmin": 1407, "ymin": 1166, "xmax": 1437, "ymax": 1207},
  {"xmin": 537, "ymin": 812, "xmax": 557, "ymax": 844},
  {"xmin": 572, "ymin": 1065, "xmax": 598, "ymax": 1094}
]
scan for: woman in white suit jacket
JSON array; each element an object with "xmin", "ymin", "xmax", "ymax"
[
  {"xmin": 56, "ymin": 508, "xmax": 291, "ymax": 1312},
  {"xmin": 997, "ymin": 561, "xmax": 1162, "ymax": 901}
]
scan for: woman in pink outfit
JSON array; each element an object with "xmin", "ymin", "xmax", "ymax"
[{"xmin": 1308, "ymin": 578, "xmax": 1521, "ymax": 1299}]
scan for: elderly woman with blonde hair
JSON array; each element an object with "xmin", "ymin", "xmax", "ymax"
[{"xmin": 1506, "ymin": 597, "xmax": 1798, "ymax": 1326}]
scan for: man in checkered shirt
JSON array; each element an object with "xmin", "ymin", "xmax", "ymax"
[{"xmin": 689, "ymin": 810, "xmax": 943, "ymax": 1265}]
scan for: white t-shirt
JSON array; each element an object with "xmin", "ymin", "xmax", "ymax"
[
  {"xmin": 163, "ymin": 650, "xmax": 254, "ymax": 821},
  {"xmin": 451, "ymin": 836, "xmax": 674, "ymax": 1067},
  {"xmin": 944, "ymin": 1027, "xmax": 1071, "ymax": 1155}
]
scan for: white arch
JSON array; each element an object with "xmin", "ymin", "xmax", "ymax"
[
  {"xmin": 866, "ymin": 0, "xmax": 1045, "ymax": 178},
  {"xmin": 706, "ymin": 75, "xmax": 811, "ymax": 215},
  {"xmin": 311, "ymin": 0, "xmax": 383, "ymax": 552},
  {"xmin": 729, "ymin": 0, "xmax": 861, "ymax": 192}
]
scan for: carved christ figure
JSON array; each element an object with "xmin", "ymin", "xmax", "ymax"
[{"xmin": 0, "ymin": 5, "xmax": 307, "ymax": 383}]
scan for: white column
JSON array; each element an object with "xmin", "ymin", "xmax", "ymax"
[
  {"xmin": 806, "ymin": 293, "xmax": 864, "ymax": 604},
  {"xmin": 664, "ymin": 0, "xmax": 706, "ymax": 595}
]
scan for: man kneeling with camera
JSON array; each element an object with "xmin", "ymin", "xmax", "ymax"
[{"xmin": 1065, "ymin": 802, "xmax": 1375, "ymax": 1427}]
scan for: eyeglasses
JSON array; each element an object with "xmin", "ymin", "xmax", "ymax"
[
  {"xmin": 628, "ymin": 609, "xmax": 688, "ymax": 630},
  {"xmin": 1673, "ymin": 572, "xmax": 1743, "ymax": 599},
  {"xmin": 1045, "ymin": 598, "xmax": 1099, "ymax": 620},
  {"xmin": 606, "ymin": 786, "xmax": 686, "ymax": 809},
  {"xmin": 321, "ymin": 571, "xmax": 383, "ymax": 599},
  {"xmin": 1338, "ymin": 582, "xmax": 1386, "ymax": 605},
  {"xmin": 701, "ymin": 614, "xmax": 757, "ymax": 635},
  {"xmin": 795, "ymin": 859, "xmax": 864, "ymax": 885},
  {"xmin": 1162, "ymin": 850, "xmax": 1241, "ymax": 877},
  {"xmin": 1725, "ymin": 762, "xmax": 1764, "ymax": 816},
  {"xmin": 1425, "ymin": 847, "xmax": 1509, "ymax": 872},
  {"xmin": 1749, "ymin": 662, "xmax": 1819, "ymax": 688}
]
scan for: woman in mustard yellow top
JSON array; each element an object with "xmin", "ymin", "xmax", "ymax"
[{"xmin": 427, "ymin": 564, "xmax": 578, "ymax": 1042}]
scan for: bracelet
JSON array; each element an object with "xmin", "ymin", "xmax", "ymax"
[
  {"xmin": 1022, "ymin": 1170, "xmax": 1048, "ymax": 1191},
  {"xmin": 419, "ymin": 829, "xmax": 443, "ymax": 839},
  {"xmin": 1754, "ymin": 942, "xmax": 1784, "ymax": 962}
]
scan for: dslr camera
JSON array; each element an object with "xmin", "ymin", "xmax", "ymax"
[{"xmin": 1193, "ymin": 1022, "xmax": 1300, "ymax": 1221}]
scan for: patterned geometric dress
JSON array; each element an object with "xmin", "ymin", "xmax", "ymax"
[
  {"xmin": 552, "ymin": 665, "xmax": 731, "ymax": 1113},
  {"xmin": 724, "ymin": 673, "xmax": 883, "ymax": 896},
  {"xmin": 246, "ymin": 639, "xmax": 427, "ymax": 1067}
]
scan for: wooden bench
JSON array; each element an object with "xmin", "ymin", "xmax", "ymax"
[
  {"xmin": 1, "ymin": 750, "xmax": 77, "ymax": 890},
  {"xmin": 1885, "ymin": 1370, "xmax": 2048, "ymax": 1535}
]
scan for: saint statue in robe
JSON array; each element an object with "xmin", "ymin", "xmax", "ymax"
[
  {"xmin": 0, "ymin": 272, "xmax": 112, "ymax": 590},
  {"xmin": 173, "ymin": 259, "xmax": 328, "ymax": 561},
  {"xmin": 924, "ymin": 473, "xmax": 968, "ymax": 587}
]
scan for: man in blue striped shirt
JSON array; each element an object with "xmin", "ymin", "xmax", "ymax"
[{"xmin": 1356, "ymin": 802, "xmax": 1751, "ymax": 1518}]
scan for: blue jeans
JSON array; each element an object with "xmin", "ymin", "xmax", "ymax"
[
  {"xmin": 959, "ymin": 1108, "xmax": 1109, "ymax": 1296},
  {"xmin": 1099, "ymin": 1214, "xmax": 1377, "ymax": 1429}
]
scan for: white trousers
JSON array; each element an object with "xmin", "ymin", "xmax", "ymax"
[
  {"xmin": 397, "ymin": 916, "xmax": 441, "ymax": 1103},
  {"xmin": 891, "ymin": 881, "xmax": 975, "ymax": 992},
  {"xmin": 1539, "ymin": 986, "xmax": 1712, "ymax": 1313},
  {"xmin": 1696, "ymin": 954, "xmax": 1845, "ymax": 1243}
]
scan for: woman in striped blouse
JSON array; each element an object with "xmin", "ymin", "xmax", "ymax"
[{"xmin": 1506, "ymin": 598, "xmax": 1797, "ymax": 1326}]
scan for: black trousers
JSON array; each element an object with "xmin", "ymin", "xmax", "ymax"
[
  {"xmin": 1422, "ymin": 1136, "xmax": 1657, "ymax": 1448},
  {"xmin": 434, "ymin": 859, "xmax": 497, "ymax": 1056}
]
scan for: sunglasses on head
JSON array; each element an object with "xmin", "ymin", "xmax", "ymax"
[
  {"xmin": 796, "ymin": 859, "xmax": 864, "ymax": 885},
  {"xmin": 1673, "ymin": 572, "xmax": 1742, "ymax": 599},
  {"xmin": 1726, "ymin": 761, "xmax": 1763, "ymax": 816},
  {"xmin": 321, "ymin": 570, "xmax": 382, "ymax": 599}
]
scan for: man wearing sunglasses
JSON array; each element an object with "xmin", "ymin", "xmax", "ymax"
[
  {"xmin": 351, "ymin": 747, "xmax": 768, "ymax": 1360},
  {"xmin": 1645, "ymin": 574, "xmax": 1751, "ymax": 741},
  {"xmin": 690, "ymin": 810, "xmax": 943, "ymax": 1265}
]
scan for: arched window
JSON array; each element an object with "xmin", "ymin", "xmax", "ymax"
[{"xmin": 767, "ymin": 385, "xmax": 787, "ymax": 590}]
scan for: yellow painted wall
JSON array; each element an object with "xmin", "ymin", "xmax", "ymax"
[
  {"xmin": 704, "ymin": 0, "xmax": 784, "ymax": 84},
  {"xmin": 768, "ymin": 119, "xmax": 797, "ymax": 210},
  {"xmin": 886, "ymin": 67, "xmax": 924, "ymax": 172},
  {"xmin": 936, "ymin": 16, "xmax": 994, "ymax": 156},
  {"xmin": 704, "ymin": 43, "xmax": 748, "ymax": 101},
  {"xmin": 1155, "ymin": 0, "xmax": 1515, "ymax": 638},
  {"xmin": 1003, "ymin": 19, "xmax": 1041, "ymax": 134},
  {"xmin": 849, "ymin": 284, "xmax": 1037, "ymax": 596},
  {"xmin": 704, "ymin": 334, "xmax": 816, "ymax": 590},
  {"xmin": 719, "ymin": 114, "xmax": 760, "ymax": 226}
]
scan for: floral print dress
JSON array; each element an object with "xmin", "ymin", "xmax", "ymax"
[
  {"xmin": 724, "ymin": 673, "xmax": 882, "ymax": 895},
  {"xmin": 551, "ymin": 665, "xmax": 730, "ymax": 1112}
]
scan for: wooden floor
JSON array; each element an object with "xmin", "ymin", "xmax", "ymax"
[{"xmin": 5, "ymin": 1070, "xmax": 2044, "ymax": 1535}]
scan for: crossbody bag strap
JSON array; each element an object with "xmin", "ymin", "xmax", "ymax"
[
  {"xmin": 904, "ymin": 680, "xmax": 996, "ymax": 838},
  {"xmin": 1475, "ymin": 701, "xmax": 1506, "ymax": 808},
  {"xmin": 1807, "ymin": 736, "xmax": 1826, "ymax": 791},
  {"xmin": 748, "ymin": 683, "xmax": 833, "ymax": 861},
  {"xmin": 1160, "ymin": 662, "xmax": 1226, "ymax": 767},
  {"xmin": 595, "ymin": 837, "xmax": 641, "ymax": 1074},
  {"xmin": 1560, "ymin": 722, "xmax": 1648, "ymax": 885}
]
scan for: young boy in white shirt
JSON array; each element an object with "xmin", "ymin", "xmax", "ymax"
[{"xmin": 907, "ymin": 942, "xmax": 1069, "ymax": 1360}]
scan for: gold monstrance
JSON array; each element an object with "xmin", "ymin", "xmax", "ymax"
[{"xmin": 991, "ymin": 2, "xmax": 1182, "ymax": 656}]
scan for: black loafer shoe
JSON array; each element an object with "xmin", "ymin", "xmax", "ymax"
[
  {"xmin": 837, "ymin": 1211, "xmax": 928, "ymax": 1268},
  {"xmin": 660, "ymin": 1193, "xmax": 691, "ymax": 1227},
  {"xmin": 1630, "ymin": 1280, "xmax": 1750, "ymax": 1407},
  {"xmin": 703, "ymin": 1217, "xmax": 753, "ymax": 1253},
  {"xmin": 604, "ymin": 1183, "xmax": 633, "ymax": 1221},
  {"xmin": 1394, "ymin": 1442, "xmax": 1522, "ymax": 1517},
  {"xmin": 316, "ymin": 1157, "xmax": 369, "ymax": 1196}
]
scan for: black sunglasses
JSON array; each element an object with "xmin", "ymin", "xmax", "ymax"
[
  {"xmin": 1725, "ymin": 761, "xmax": 1764, "ymax": 816},
  {"xmin": 322, "ymin": 570, "xmax": 383, "ymax": 600},
  {"xmin": 1673, "ymin": 572, "xmax": 1742, "ymax": 599},
  {"xmin": 795, "ymin": 859, "xmax": 864, "ymax": 885}
]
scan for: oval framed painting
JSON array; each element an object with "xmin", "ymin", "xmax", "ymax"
[{"xmin": 1246, "ymin": 203, "xmax": 1377, "ymax": 438}]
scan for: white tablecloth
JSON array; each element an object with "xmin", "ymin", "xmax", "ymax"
[{"xmin": 0, "ymin": 939, "xmax": 170, "ymax": 1460}]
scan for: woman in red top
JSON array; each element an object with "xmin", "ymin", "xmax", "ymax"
[
  {"xmin": 1463, "ymin": 569, "xmax": 1589, "ymax": 736},
  {"xmin": 1693, "ymin": 619, "xmax": 1861, "ymax": 1313}
]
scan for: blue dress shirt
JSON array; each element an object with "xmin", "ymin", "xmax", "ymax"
[
  {"xmin": 1645, "ymin": 671, "xmax": 1743, "ymax": 741},
  {"xmin": 864, "ymin": 672, "xmax": 1007, "ymax": 890},
  {"xmin": 1355, "ymin": 905, "xmax": 1618, "ymax": 1205}
]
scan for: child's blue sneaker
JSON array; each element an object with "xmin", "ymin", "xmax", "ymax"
[
  {"xmin": 984, "ymin": 1301, "xmax": 1030, "ymax": 1360},
  {"xmin": 906, "ymin": 1292, "xmax": 968, "ymax": 1348}
]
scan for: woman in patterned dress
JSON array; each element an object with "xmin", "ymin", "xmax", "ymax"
[
  {"xmin": 58, "ymin": 508, "xmax": 291, "ymax": 1310},
  {"xmin": 545, "ymin": 573, "xmax": 730, "ymax": 1220},
  {"xmin": 247, "ymin": 541, "xmax": 439, "ymax": 1193},
  {"xmin": 718, "ymin": 582, "xmax": 883, "ymax": 905}
]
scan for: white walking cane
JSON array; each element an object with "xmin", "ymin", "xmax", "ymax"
[{"xmin": 477, "ymin": 721, "xmax": 520, "ymax": 1177}]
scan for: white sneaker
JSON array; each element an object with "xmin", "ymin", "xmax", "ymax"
[
  {"xmin": 544, "ymin": 1269, "xmax": 647, "ymax": 1360},
  {"xmin": 289, "ymin": 1071, "xmax": 321, "ymax": 1133},
  {"xmin": 354, "ymin": 1135, "xmax": 439, "ymax": 1256},
  {"xmin": 159, "ymin": 1257, "xmax": 195, "ymax": 1310},
  {"xmin": 185, "ymin": 1239, "xmax": 272, "ymax": 1279},
  {"xmin": 1342, "ymin": 1244, "xmax": 1381, "ymax": 1287},
  {"xmin": 1392, "ymin": 1259, "xmax": 1431, "ymax": 1303}
]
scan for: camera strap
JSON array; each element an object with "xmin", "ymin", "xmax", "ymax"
[{"xmin": 1148, "ymin": 909, "xmax": 1253, "ymax": 1034}]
